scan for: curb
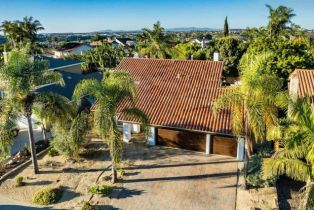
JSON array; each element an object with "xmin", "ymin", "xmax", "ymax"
[{"xmin": 0, "ymin": 147, "xmax": 50, "ymax": 183}]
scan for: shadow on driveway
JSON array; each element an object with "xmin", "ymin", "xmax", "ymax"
[
  {"xmin": 123, "ymin": 160, "xmax": 239, "ymax": 170},
  {"xmin": 121, "ymin": 171, "xmax": 237, "ymax": 183}
]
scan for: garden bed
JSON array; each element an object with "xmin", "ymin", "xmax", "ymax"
[{"xmin": 0, "ymin": 140, "xmax": 126, "ymax": 209}]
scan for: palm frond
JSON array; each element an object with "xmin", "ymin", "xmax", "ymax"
[{"xmin": 263, "ymin": 157, "xmax": 311, "ymax": 182}]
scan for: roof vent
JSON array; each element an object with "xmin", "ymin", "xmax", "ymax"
[
  {"xmin": 67, "ymin": 76, "xmax": 72, "ymax": 80},
  {"xmin": 176, "ymin": 74, "xmax": 180, "ymax": 79}
]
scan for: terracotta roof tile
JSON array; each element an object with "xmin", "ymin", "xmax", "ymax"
[
  {"xmin": 116, "ymin": 58, "xmax": 232, "ymax": 135},
  {"xmin": 291, "ymin": 69, "xmax": 314, "ymax": 97}
]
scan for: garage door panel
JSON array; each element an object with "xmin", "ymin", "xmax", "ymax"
[
  {"xmin": 157, "ymin": 128, "xmax": 206, "ymax": 152},
  {"xmin": 212, "ymin": 136, "xmax": 237, "ymax": 157}
]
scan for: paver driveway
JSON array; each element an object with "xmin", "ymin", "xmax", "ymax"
[{"xmin": 112, "ymin": 145, "xmax": 239, "ymax": 210}]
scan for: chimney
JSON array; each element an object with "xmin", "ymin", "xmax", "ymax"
[
  {"xmin": 213, "ymin": 52, "xmax": 219, "ymax": 61},
  {"xmin": 3, "ymin": 51, "xmax": 9, "ymax": 64},
  {"xmin": 201, "ymin": 37, "xmax": 205, "ymax": 49},
  {"xmin": 289, "ymin": 74, "xmax": 299, "ymax": 100},
  {"xmin": 191, "ymin": 54, "xmax": 194, "ymax": 60}
]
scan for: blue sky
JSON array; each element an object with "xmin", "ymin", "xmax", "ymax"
[{"xmin": 0, "ymin": 0, "xmax": 313, "ymax": 33}]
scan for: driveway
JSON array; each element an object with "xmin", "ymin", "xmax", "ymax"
[
  {"xmin": 11, "ymin": 128, "xmax": 50, "ymax": 155},
  {"xmin": 111, "ymin": 145, "xmax": 239, "ymax": 210}
]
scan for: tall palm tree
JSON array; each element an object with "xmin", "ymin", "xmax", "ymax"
[
  {"xmin": 0, "ymin": 48, "xmax": 64, "ymax": 174},
  {"xmin": 213, "ymin": 53, "xmax": 286, "ymax": 156},
  {"xmin": 73, "ymin": 70, "xmax": 149, "ymax": 183},
  {"xmin": 19, "ymin": 16, "xmax": 44, "ymax": 43},
  {"xmin": 263, "ymin": 97, "xmax": 314, "ymax": 210},
  {"xmin": 266, "ymin": 5, "xmax": 296, "ymax": 36},
  {"xmin": 137, "ymin": 21, "xmax": 171, "ymax": 59},
  {"xmin": 0, "ymin": 16, "xmax": 44, "ymax": 48}
]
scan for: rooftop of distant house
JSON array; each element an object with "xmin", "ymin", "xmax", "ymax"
[{"xmin": 35, "ymin": 55, "xmax": 83, "ymax": 70}]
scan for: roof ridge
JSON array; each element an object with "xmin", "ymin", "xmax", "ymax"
[{"xmin": 121, "ymin": 57, "xmax": 224, "ymax": 63}]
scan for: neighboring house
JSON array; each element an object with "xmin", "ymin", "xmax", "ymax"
[
  {"xmin": 113, "ymin": 58, "xmax": 245, "ymax": 160},
  {"xmin": 36, "ymin": 70, "xmax": 103, "ymax": 99},
  {"xmin": 289, "ymin": 69, "xmax": 314, "ymax": 99},
  {"xmin": 36, "ymin": 55, "xmax": 83, "ymax": 73},
  {"xmin": 115, "ymin": 38, "xmax": 136, "ymax": 48},
  {"xmin": 53, "ymin": 42, "xmax": 92, "ymax": 58},
  {"xmin": 189, "ymin": 34, "xmax": 212, "ymax": 48}
]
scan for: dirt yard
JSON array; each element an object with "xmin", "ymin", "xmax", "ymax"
[
  {"xmin": 0, "ymin": 140, "xmax": 119, "ymax": 209},
  {"xmin": 0, "ymin": 136, "xmax": 239, "ymax": 210}
]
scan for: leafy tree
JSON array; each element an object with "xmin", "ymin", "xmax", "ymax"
[
  {"xmin": 0, "ymin": 98, "xmax": 18, "ymax": 157},
  {"xmin": 263, "ymin": 97, "xmax": 314, "ymax": 210},
  {"xmin": 213, "ymin": 53, "xmax": 286, "ymax": 155},
  {"xmin": 33, "ymin": 93, "xmax": 75, "ymax": 143},
  {"xmin": 208, "ymin": 37, "xmax": 247, "ymax": 77},
  {"xmin": 51, "ymin": 111, "xmax": 90, "ymax": 160},
  {"xmin": 241, "ymin": 5, "xmax": 314, "ymax": 85},
  {"xmin": 224, "ymin": 16, "xmax": 229, "ymax": 37},
  {"xmin": 73, "ymin": 71, "xmax": 149, "ymax": 183},
  {"xmin": 171, "ymin": 43, "xmax": 206, "ymax": 60},
  {"xmin": 91, "ymin": 33, "xmax": 107, "ymax": 43},
  {"xmin": 242, "ymin": 31, "xmax": 314, "ymax": 84},
  {"xmin": 0, "ymin": 48, "xmax": 64, "ymax": 174},
  {"xmin": 137, "ymin": 21, "xmax": 171, "ymax": 58}
]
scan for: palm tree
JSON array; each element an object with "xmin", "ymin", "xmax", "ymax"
[
  {"xmin": 82, "ymin": 44, "xmax": 125, "ymax": 72},
  {"xmin": 263, "ymin": 97, "xmax": 314, "ymax": 210},
  {"xmin": 0, "ymin": 48, "xmax": 64, "ymax": 174},
  {"xmin": 0, "ymin": 16, "xmax": 44, "ymax": 48},
  {"xmin": 73, "ymin": 70, "xmax": 149, "ymax": 183},
  {"xmin": 137, "ymin": 21, "xmax": 171, "ymax": 58},
  {"xmin": 212, "ymin": 53, "xmax": 286, "ymax": 156},
  {"xmin": 33, "ymin": 93, "xmax": 75, "ymax": 143},
  {"xmin": 19, "ymin": 16, "xmax": 44, "ymax": 43},
  {"xmin": 266, "ymin": 5, "xmax": 296, "ymax": 36}
]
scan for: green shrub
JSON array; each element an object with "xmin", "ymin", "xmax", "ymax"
[
  {"xmin": 246, "ymin": 154, "xmax": 276, "ymax": 188},
  {"xmin": 89, "ymin": 184, "xmax": 112, "ymax": 196},
  {"xmin": 81, "ymin": 202, "xmax": 97, "ymax": 210},
  {"xmin": 32, "ymin": 187, "xmax": 63, "ymax": 205},
  {"xmin": 48, "ymin": 147, "xmax": 59, "ymax": 157},
  {"xmin": 16, "ymin": 176, "xmax": 24, "ymax": 187}
]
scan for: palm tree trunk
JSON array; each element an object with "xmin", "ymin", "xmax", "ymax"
[
  {"xmin": 42, "ymin": 126, "xmax": 47, "ymax": 144},
  {"xmin": 112, "ymin": 164, "xmax": 117, "ymax": 183},
  {"xmin": 301, "ymin": 179, "xmax": 314, "ymax": 210},
  {"xmin": 26, "ymin": 115, "xmax": 39, "ymax": 174}
]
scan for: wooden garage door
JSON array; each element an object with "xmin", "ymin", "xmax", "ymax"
[
  {"xmin": 212, "ymin": 136, "xmax": 237, "ymax": 157},
  {"xmin": 157, "ymin": 128, "xmax": 206, "ymax": 152}
]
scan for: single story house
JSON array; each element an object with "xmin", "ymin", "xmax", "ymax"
[
  {"xmin": 36, "ymin": 70, "xmax": 103, "ymax": 100},
  {"xmin": 115, "ymin": 58, "xmax": 245, "ymax": 160},
  {"xmin": 35, "ymin": 56, "xmax": 103, "ymax": 99},
  {"xmin": 53, "ymin": 42, "xmax": 92, "ymax": 58},
  {"xmin": 35, "ymin": 55, "xmax": 83, "ymax": 73},
  {"xmin": 289, "ymin": 69, "xmax": 314, "ymax": 99}
]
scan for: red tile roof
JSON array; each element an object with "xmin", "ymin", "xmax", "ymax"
[
  {"xmin": 116, "ymin": 58, "xmax": 232, "ymax": 135},
  {"xmin": 291, "ymin": 69, "xmax": 314, "ymax": 97}
]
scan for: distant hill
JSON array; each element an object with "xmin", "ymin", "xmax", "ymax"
[
  {"xmin": 166, "ymin": 27, "xmax": 218, "ymax": 32},
  {"xmin": 95, "ymin": 27, "xmax": 220, "ymax": 33}
]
